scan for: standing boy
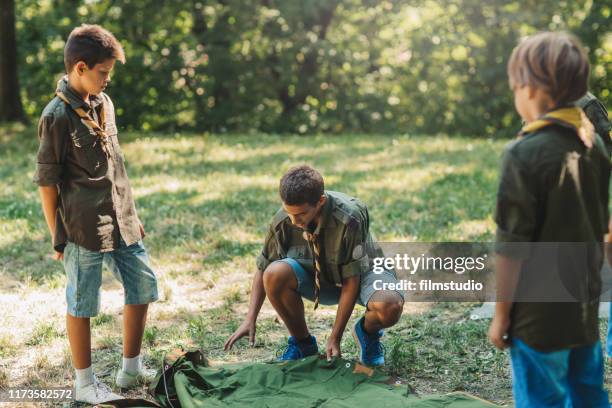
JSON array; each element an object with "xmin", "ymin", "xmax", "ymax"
[
  {"xmin": 488, "ymin": 32, "xmax": 610, "ymax": 406},
  {"xmin": 34, "ymin": 25, "xmax": 158, "ymax": 404},
  {"xmin": 224, "ymin": 165, "xmax": 404, "ymax": 366}
]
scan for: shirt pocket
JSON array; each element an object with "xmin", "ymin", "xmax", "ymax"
[
  {"xmin": 286, "ymin": 245, "xmax": 309, "ymax": 261},
  {"xmin": 70, "ymin": 127, "xmax": 106, "ymax": 176}
]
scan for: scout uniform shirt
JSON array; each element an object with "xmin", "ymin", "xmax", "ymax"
[
  {"xmin": 494, "ymin": 107, "xmax": 610, "ymax": 352},
  {"xmin": 33, "ymin": 76, "xmax": 141, "ymax": 253},
  {"xmin": 256, "ymin": 191, "xmax": 384, "ymax": 287}
]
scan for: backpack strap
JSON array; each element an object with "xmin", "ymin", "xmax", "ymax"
[{"xmin": 576, "ymin": 93, "xmax": 611, "ymax": 141}]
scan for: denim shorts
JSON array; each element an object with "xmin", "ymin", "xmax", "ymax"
[
  {"xmin": 63, "ymin": 239, "xmax": 159, "ymax": 317},
  {"xmin": 274, "ymin": 258, "xmax": 404, "ymax": 307}
]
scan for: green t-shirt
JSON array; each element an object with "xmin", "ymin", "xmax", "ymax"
[
  {"xmin": 256, "ymin": 191, "xmax": 385, "ymax": 286},
  {"xmin": 494, "ymin": 123, "xmax": 610, "ymax": 351}
]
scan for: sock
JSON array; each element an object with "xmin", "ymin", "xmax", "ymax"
[
  {"xmin": 75, "ymin": 366, "xmax": 94, "ymax": 388},
  {"xmin": 122, "ymin": 355, "xmax": 142, "ymax": 374}
]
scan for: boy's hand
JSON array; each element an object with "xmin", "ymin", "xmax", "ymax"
[
  {"xmin": 488, "ymin": 315, "xmax": 511, "ymax": 350},
  {"xmin": 224, "ymin": 319, "xmax": 256, "ymax": 350},
  {"xmin": 326, "ymin": 336, "xmax": 341, "ymax": 360},
  {"xmin": 139, "ymin": 222, "xmax": 146, "ymax": 239},
  {"xmin": 52, "ymin": 251, "xmax": 64, "ymax": 261}
]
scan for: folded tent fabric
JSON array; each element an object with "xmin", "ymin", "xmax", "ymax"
[{"xmin": 130, "ymin": 350, "xmax": 501, "ymax": 408}]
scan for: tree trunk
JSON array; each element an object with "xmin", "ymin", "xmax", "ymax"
[{"xmin": 0, "ymin": 0, "xmax": 26, "ymax": 123}]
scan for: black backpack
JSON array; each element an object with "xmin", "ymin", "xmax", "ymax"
[{"xmin": 576, "ymin": 92, "xmax": 611, "ymax": 154}]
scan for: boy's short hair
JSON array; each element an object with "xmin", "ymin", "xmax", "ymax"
[
  {"xmin": 64, "ymin": 24, "xmax": 125, "ymax": 73},
  {"xmin": 279, "ymin": 165, "xmax": 324, "ymax": 206},
  {"xmin": 507, "ymin": 31, "xmax": 589, "ymax": 107}
]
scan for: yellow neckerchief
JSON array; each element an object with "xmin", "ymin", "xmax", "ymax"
[{"xmin": 519, "ymin": 107, "xmax": 595, "ymax": 148}]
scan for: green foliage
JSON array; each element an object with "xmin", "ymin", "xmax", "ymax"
[{"xmin": 15, "ymin": 0, "xmax": 611, "ymax": 136}]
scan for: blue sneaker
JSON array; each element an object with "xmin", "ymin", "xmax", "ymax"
[
  {"xmin": 278, "ymin": 335, "xmax": 318, "ymax": 361},
  {"xmin": 352, "ymin": 316, "xmax": 384, "ymax": 366}
]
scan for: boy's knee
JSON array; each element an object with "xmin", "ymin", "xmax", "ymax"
[
  {"xmin": 263, "ymin": 261, "xmax": 296, "ymax": 296},
  {"xmin": 369, "ymin": 299, "xmax": 403, "ymax": 327}
]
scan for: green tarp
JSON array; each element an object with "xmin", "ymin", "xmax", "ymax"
[{"xmin": 131, "ymin": 350, "xmax": 499, "ymax": 408}]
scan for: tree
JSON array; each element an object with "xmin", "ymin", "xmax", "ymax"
[{"xmin": 0, "ymin": 0, "xmax": 25, "ymax": 123}]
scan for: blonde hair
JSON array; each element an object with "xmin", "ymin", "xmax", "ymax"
[{"xmin": 507, "ymin": 31, "xmax": 589, "ymax": 107}]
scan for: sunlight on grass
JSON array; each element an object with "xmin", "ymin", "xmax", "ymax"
[{"xmin": 0, "ymin": 127, "xmax": 524, "ymax": 402}]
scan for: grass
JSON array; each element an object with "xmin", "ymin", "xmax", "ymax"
[
  {"xmin": 25, "ymin": 321, "xmax": 63, "ymax": 346},
  {"xmin": 0, "ymin": 123, "xmax": 610, "ymax": 406}
]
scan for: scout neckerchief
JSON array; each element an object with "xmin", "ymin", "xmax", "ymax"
[
  {"xmin": 55, "ymin": 89, "xmax": 111, "ymax": 157},
  {"xmin": 302, "ymin": 230, "xmax": 322, "ymax": 310},
  {"xmin": 519, "ymin": 107, "xmax": 595, "ymax": 148}
]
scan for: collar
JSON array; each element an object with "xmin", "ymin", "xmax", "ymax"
[
  {"xmin": 56, "ymin": 75, "xmax": 104, "ymax": 111},
  {"xmin": 312, "ymin": 192, "xmax": 332, "ymax": 236},
  {"xmin": 519, "ymin": 107, "xmax": 595, "ymax": 148}
]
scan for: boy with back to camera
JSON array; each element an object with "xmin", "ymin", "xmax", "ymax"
[{"xmin": 488, "ymin": 31, "xmax": 610, "ymax": 407}]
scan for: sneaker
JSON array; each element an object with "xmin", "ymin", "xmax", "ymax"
[
  {"xmin": 352, "ymin": 316, "xmax": 384, "ymax": 367},
  {"xmin": 278, "ymin": 335, "xmax": 319, "ymax": 361},
  {"xmin": 115, "ymin": 365, "xmax": 157, "ymax": 389},
  {"xmin": 75, "ymin": 376, "xmax": 123, "ymax": 404}
]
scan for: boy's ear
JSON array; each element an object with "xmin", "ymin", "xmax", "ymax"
[
  {"xmin": 75, "ymin": 61, "xmax": 87, "ymax": 75},
  {"xmin": 318, "ymin": 194, "xmax": 327, "ymax": 208}
]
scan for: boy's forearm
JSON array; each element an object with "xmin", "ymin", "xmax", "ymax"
[
  {"xmin": 246, "ymin": 269, "xmax": 266, "ymax": 322},
  {"xmin": 494, "ymin": 254, "xmax": 522, "ymax": 319},
  {"xmin": 330, "ymin": 276, "xmax": 359, "ymax": 339},
  {"xmin": 38, "ymin": 186, "xmax": 59, "ymax": 238}
]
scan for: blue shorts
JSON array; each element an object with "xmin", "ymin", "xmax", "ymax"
[
  {"xmin": 274, "ymin": 258, "xmax": 404, "ymax": 307},
  {"xmin": 607, "ymin": 302, "xmax": 612, "ymax": 357},
  {"xmin": 510, "ymin": 337, "xmax": 609, "ymax": 408},
  {"xmin": 63, "ymin": 239, "xmax": 159, "ymax": 318}
]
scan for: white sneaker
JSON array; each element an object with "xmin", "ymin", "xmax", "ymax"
[
  {"xmin": 115, "ymin": 366, "xmax": 157, "ymax": 389},
  {"xmin": 75, "ymin": 376, "xmax": 123, "ymax": 404}
]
